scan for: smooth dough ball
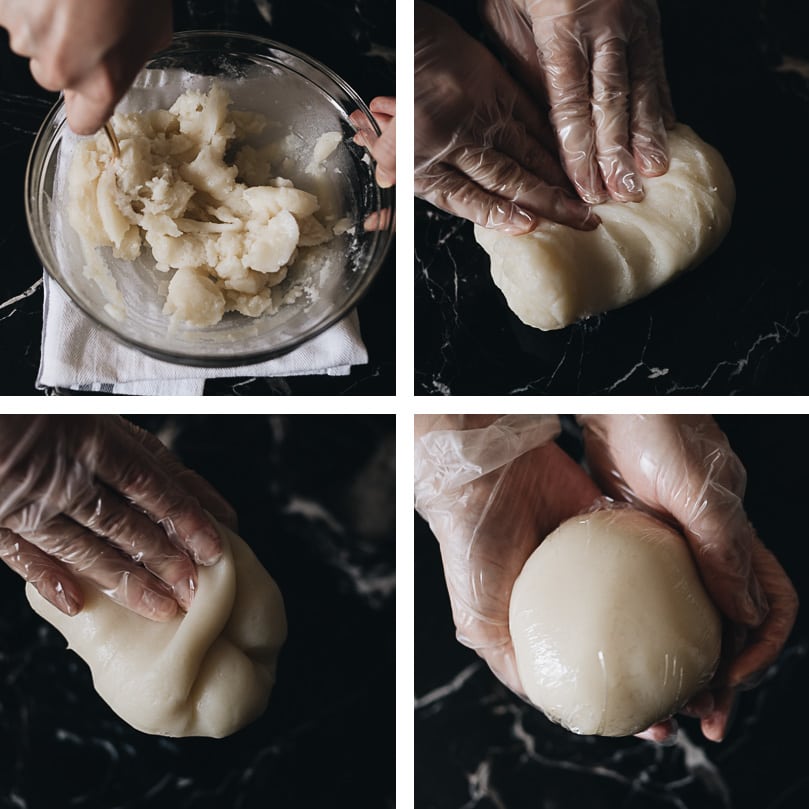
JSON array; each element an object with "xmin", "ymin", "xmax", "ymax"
[
  {"xmin": 474, "ymin": 124, "xmax": 735, "ymax": 330},
  {"xmin": 26, "ymin": 521, "xmax": 287, "ymax": 738},
  {"xmin": 509, "ymin": 509, "xmax": 721, "ymax": 737}
]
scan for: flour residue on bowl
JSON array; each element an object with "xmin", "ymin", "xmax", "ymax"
[{"xmin": 66, "ymin": 82, "xmax": 347, "ymax": 327}]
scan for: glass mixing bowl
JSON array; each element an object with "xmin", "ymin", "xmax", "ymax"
[{"xmin": 25, "ymin": 31, "xmax": 394, "ymax": 367}]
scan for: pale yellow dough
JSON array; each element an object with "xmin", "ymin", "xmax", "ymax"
[
  {"xmin": 509, "ymin": 509, "xmax": 721, "ymax": 737},
  {"xmin": 26, "ymin": 521, "xmax": 287, "ymax": 738},
  {"xmin": 475, "ymin": 124, "xmax": 735, "ymax": 330},
  {"xmin": 67, "ymin": 84, "xmax": 341, "ymax": 327}
]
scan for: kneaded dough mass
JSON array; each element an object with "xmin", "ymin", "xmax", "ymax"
[
  {"xmin": 26, "ymin": 521, "xmax": 287, "ymax": 738},
  {"xmin": 509, "ymin": 509, "xmax": 721, "ymax": 737},
  {"xmin": 474, "ymin": 124, "xmax": 735, "ymax": 330}
]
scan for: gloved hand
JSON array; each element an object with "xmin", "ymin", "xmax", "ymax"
[
  {"xmin": 580, "ymin": 414, "xmax": 799, "ymax": 742},
  {"xmin": 0, "ymin": 0, "xmax": 172, "ymax": 134},
  {"xmin": 480, "ymin": 0, "xmax": 675, "ymax": 204},
  {"xmin": 415, "ymin": 1, "xmax": 599, "ymax": 235},
  {"xmin": 0, "ymin": 416, "xmax": 237, "ymax": 622},
  {"xmin": 415, "ymin": 415, "xmax": 601, "ymax": 692},
  {"xmin": 350, "ymin": 96, "xmax": 396, "ymax": 189}
]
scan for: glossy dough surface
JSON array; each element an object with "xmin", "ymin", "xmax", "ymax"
[
  {"xmin": 474, "ymin": 124, "xmax": 735, "ymax": 330},
  {"xmin": 26, "ymin": 522, "xmax": 287, "ymax": 738},
  {"xmin": 509, "ymin": 509, "xmax": 721, "ymax": 736}
]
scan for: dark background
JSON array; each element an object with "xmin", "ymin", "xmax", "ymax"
[
  {"xmin": 0, "ymin": 0, "xmax": 395, "ymax": 395},
  {"xmin": 415, "ymin": 1, "xmax": 809, "ymax": 394},
  {"xmin": 416, "ymin": 415, "xmax": 809, "ymax": 809},
  {"xmin": 0, "ymin": 415, "xmax": 395, "ymax": 808}
]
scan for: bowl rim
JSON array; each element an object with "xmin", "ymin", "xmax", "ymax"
[{"xmin": 25, "ymin": 29, "xmax": 394, "ymax": 368}]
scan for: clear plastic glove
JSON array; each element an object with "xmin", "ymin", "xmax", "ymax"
[
  {"xmin": 350, "ymin": 96, "xmax": 396, "ymax": 189},
  {"xmin": 580, "ymin": 414, "xmax": 799, "ymax": 742},
  {"xmin": 0, "ymin": 0, "xmax": 172, "ymax": 134},
  {"xmin": 415, "ymin": 1, "xmax": 599, "ymax": 235},
  {"xmin": 480, "ymin": 0, "xmax": 675, "ymax": 204},
  {"xmin": 415, "ymin": 415, "xmax": 601, "ymax": 692},
  {"xmin": 0, "ymin": 416, "xmax": 237, "ymax": 622}
]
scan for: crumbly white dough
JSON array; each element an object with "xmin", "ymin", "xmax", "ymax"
[
  {"xmin": 68, "ymin": 84, "xmax": 342, "ymax": 327},
  {"xmin": 26, "ymin": 521, "xmax": 287, "ymax": 738},
  {"xmin": 474, "ymin": 124, "xmax": 736, "ymax": 330},
  {"xmin": 509, "ymin": 509, "xmax": 721, "ymax": 737},
  {"xmin": 306, "ymin": 130, "xmax": 343, "ymax": 175}
]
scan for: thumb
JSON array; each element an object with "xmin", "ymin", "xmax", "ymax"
[{"xmin": 64, "ymin": 86, "xmax": 116, "ymax": 136}]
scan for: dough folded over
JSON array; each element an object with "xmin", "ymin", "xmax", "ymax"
[
  {"xmin": 475, "ymin": 124, "xmax": 735, "ymax": 330},
  {"xmin": 26, "ymin": 522, "xmax": 287, "ymax": 738},
  {"xmin": 509, "ymin": 509, "xmax": 721, "ymax": 737}
]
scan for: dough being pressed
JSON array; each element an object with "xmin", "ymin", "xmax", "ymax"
[
  {"xmin": 509, "ymin": 508, "xmax": 721, "ymax": 737},
  {"xmin": 26, "ymin": 521, "xmax": 287, "ymax": 738},
  {"xmin": 474, "ymin": 124, "xmax": 735, "ymax": 330}
]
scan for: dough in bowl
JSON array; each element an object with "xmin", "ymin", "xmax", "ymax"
[
  {"xmin": 26, "ymin": 520, "xmax": 287, "ymax": 738},
  {"xmin": 474, "ymin": 124, "xmax": 735, "ymax": 330},
  {"xmin": 509, "ymin": 508, "xmax": 721, "ymax": 736}
]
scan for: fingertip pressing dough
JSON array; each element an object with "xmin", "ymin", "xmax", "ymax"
[
  {"xmin": 67, "ymin": 83, "xmax": 344, "ymax": 327},
  {"xmin": 509, "ymin": 509, "xmax": 721, "ymax": 737},
  {"xmin": 26, "ymin": 521, "xmax": 287, "ymax": 738},
  {"xmin": 474, "ymin": 124, "xmax": 736, "ymax": 330}
]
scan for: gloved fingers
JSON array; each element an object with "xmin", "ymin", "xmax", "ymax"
[
  {"xmin": 448, "ymin": 147, "xmax": 599, "ymax": 231},
  {"xmin": 85, "ymin": 417, "xmax": 224, "ymax": 564},
  {"xmin": 627, "ymin": 30, "xmax": 670, "ymax": 176},
  {"xmin": 590, "ymin": 36, "xmax": 643, "ymax": 202},
  {"xmin": 416, "ymin": 166, "xmax": 538, "ymax": 235},
  {"xmin": 580, "ymin": 415, "xmax": 766, "ymax": 628},
  {"xmin": 14, "ymin": 516, "xmax": 179, "ymax": 621},
  {"xmin": 699, "ymin": 685, "xmax": 736, "ymax": 743},
  {"xmin": 540, "ymin": 39, "xmax": 607, "ymax": 204},
  {"xmin": 63, "ymin": 484, "xmax": 197, "ymax": 610},
  {"xmin": 117, "ymin": 418, "xmax": 238, "ymax": 532},
  {"xmin": 476, "ymin": 638, "xmax": 524, "ymax": 697},
  {"xmin": 726, "ymin": 539, "xmax": 798, "ymax": 688},
  {"xmin": 684, "ymin": 506, "xmax": 764, "ymax": 629},
  {"xmin": 0, "ymin": 529, "xmax": 83, "ymax": 616},
  {"xmin": 697, "ymin": 617, "xmax": 748, "ymax": 741}
]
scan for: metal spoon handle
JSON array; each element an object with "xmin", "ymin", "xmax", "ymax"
[{"xmin": 103, "ymin": 121, "xmax": 120, "ymax": 158}]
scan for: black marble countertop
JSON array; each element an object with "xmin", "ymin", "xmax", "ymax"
[
  {"xmin": 415, "ymin": 416, "xmax": 809, "ymax": 809},
  {"xmin": 415, "ymin": 1, "xmax": 809, "ymax": 395},
  {"xmin": 0, "ymin": 415, "xmax": 395, "ymax": 807},
  {"xmin": 0, "ymin": 0, "xmax": 395, "ymax": 395}
]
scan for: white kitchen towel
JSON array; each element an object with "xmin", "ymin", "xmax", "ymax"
[{"xmin": 37, "ymin": 275, "xmax": 368, "ymax": 395}]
